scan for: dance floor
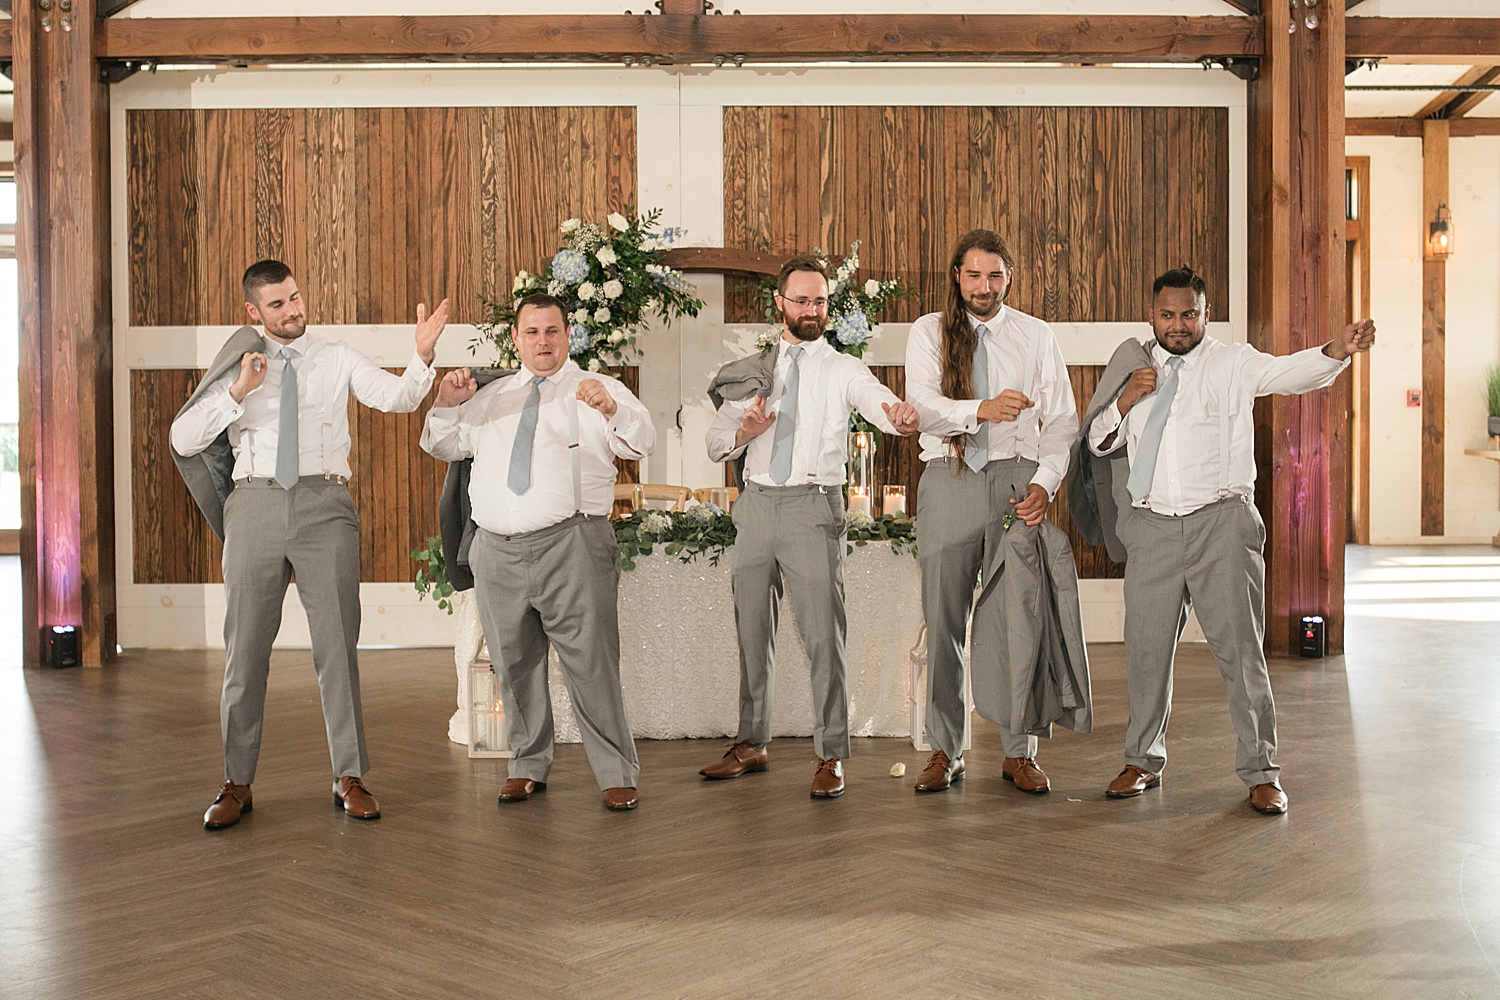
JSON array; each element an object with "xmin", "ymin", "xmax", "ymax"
[{"xmin": 2, "ymin": 547, "xmax": 1499, "ymax": 999}]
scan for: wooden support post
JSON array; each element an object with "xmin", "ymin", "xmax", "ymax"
[
  {"xmin": 1422, "ymin": 119, "xmax": 1448, "ymax": 537},
  {"xmin": 15, "ymin": 0, "xmax": 117, "ymax": 666},
  {"xmin": 1248, "ymin": 1, "xmax": 1348, "ymax": 654}
]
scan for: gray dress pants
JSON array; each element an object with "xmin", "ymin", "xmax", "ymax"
[
  {"xmin": 1119, "ymin": 495, "xmax": 1279, "ymax": 787},
  {"xmin": 730, "ymin": 482, "xmax": 851, "ymax": 760},
  {"xmin": 916, "ymin": 456, "xmax": 1040, "ymax": 760},
  {"xmin": 469, "ymin": 515, "xmax": 640, "ymax": 791},
  {"xmin": 220, "ymin": 477, "xmax": 368, "ymax": 786}
]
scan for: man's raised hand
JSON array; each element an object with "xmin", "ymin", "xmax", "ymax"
[
  {"xmin": 436, "ymin": 368, "xmax": 477, "ymax": 408},
  {"xmin": 228, "ymin": 351, "xmax": 269, "ymax": 404},
  {"xmin": 1116, "ymin": 366, "xmax": 1158, "ymax": 416},
  {"xmin": 882, "ymin": 400, "xmax": 920, "ymax": 436},
  {"xmin": 1326, "ymin": 318, "xmax": 1377, "ymax": 361},
  {"xmin": 415, "ymin": 298, "xmax": 451, "ymax": 366},
  {"xmin": 576, "ymin": 378, "xmax": 618, "ymax": 418},
  {"xmin": 977, "ymin": 388, "xmax": 1034, "ymax": 424}
]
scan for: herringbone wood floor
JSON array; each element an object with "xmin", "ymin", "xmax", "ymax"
[{"xmin": 3, "ymin": 587, "xmax": 1499, "ymax": 998}]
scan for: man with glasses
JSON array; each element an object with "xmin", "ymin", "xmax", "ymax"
[
  {"xmin": 905, "ymin": 229, "xmax": 1083, "ymax": 796},
  {"xmin": 701, "ymin": 255, "xmax": 919, "ymax": 798}
]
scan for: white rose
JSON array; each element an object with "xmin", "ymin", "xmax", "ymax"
[
  {"xmin": 864, "ymin": 279, "xmax": 880, "ymax": 297},
  {"xmin": 608, "ymin": 329, "xmax": 626, "ymax": 344},
  {"xmin": 607, "ymin": 212, "xmax": 629, "ymax": 232},
  {"xmin": 572, "ymin": 308, "xmax": 590, "ymax": 323},
  {"xmin": 560, "ymin": 218, "xmax": 581, "ymax": 233},
  {"xmin": 603, "ymin": 279, "xmax": 624, "ymax": 300},
  {"xmin": 596, "ymin": 246, "xmax": 618, "ymax": 266},
  {"xmin": 578, "ymin": 281, "xmax": 596, "ymax": 300},
  {"xmin": 594, "ymin": 307, "xmax": 612, "ymax": 323},
  {"xmin": 588, "ymin": 358, "xmax": 603, "ymax": 372},
  {"xmin": 512, "ymin": 271, "xmax": 530, "ymax": 292}
]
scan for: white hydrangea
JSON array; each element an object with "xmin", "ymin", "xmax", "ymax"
[
  {"xmin": 594, "ymin": 307, "xmax": 612, "ymax": 323},
  {"xmin": 596, "ymin": 246, "xmax": 618, "ymax": 267},
  {"xmin": 642, "ymin": 510, "xmax": 673, "ymax": 535},
  {"xmin": 578, "ymin": 281, "xmax": 596, "ymax": 300},
  {"xmin": 864, "ymin": 279, "xmax": 880, "ymax": 297},
  {"xmin": 603, "ymin": 279, "xmax": 624, "ymax": 300},
  {"xmin": 559, "ymin": 218, "xmax": 581, "ymax": 233},
  {"xmin": 607, "ymin": 212, "xmax": 630, "ymax": 232},
  {"xmin": 846, "ymin": 510, "xmax": 876, "ymax": 530}
]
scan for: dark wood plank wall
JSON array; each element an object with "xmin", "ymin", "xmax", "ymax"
[
  {"xmin": 722, "ymin": 105, "xmax": 1229, "ymax": 325},
  {"xmin": 131, "ymin": 366, "xmax": 640, "ymax": 585},
  {"xmin": 126, "ymin": 106, "xmax": 637, "ymax": 326}
]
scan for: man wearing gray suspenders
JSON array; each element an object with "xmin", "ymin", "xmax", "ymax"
[
  {"xmin": 421, "ymin": 292, "xmax": 651, "ymax": 811},
  {"xmin": 171, "ymin": 259, "xmax": 449, "ymax": 828},
  {"xmin": 1086, "ymin": 266, "xmax": 1375, "ymax": 813}
]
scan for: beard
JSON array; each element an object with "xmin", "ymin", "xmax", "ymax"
[
  {"xmin": 266, "ymin": 314, "xmax": 308, "ymax": 340},
  {"xmin": 1153, "ymin": 327, "xmax": 1205, "ymax": 356},
  {"xmin": 783, "ymin": 314, "xmax": 825, "ymax": 342}
]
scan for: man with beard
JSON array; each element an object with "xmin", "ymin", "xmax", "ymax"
[
  {"xmin": 905, "ymin": 229, "xmax": 1083, "ymax": 795},
  {"xmin": 1087, "ymin": 266, "xmax": 1374, "ymax": 814},
  {"xmin": 701, "ymin": 255, "xmax": 920, "ymax": 798},
  {"xmin": 171, "ymin": 259, "xmax": 448, "ymax": 828}
]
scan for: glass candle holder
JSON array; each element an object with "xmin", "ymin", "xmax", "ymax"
[
  {"xmin": 882, "ymin": 485, "xmax": 908, "ymax": 517},
  {"xmin": 467, "ymin": 662, "xmax": 510, "ymax": 758},
  {"xmin": 849, "ymin": 486, "xmax": 873, "ymax": 517},
  {"xmin": 709, "ymin": 487, "xmax": 731, "ymax": 511}
]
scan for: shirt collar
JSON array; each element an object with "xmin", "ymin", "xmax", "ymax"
[
  {"xmin": 968, "ymin": 307, "xmax": 1007, "ymax": 334},
  {"xmin": 1150, "ymin": 334, "xmax": 1212, "ymax": 368},
  {"xmin": 519, "ymin": 358, "xmax": 578, "ymax": 384},
  {"xmin": 779, "ymin": 333, "xmax": 833, "ymax": 358},
  {"xmin": 265, "ymin": 334, "xmax": 309, "ymax": 358}
]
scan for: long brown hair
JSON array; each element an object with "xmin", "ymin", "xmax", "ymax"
[{"xmin": 941, "ymin": 229, "xmax": 1016, "ymax": 457}]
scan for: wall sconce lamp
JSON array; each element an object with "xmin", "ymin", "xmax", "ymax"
[{"xmin": 1426, "ymin": 203, "xmax": 1454, "ymax": 260}]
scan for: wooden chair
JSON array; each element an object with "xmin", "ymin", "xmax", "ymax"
[
  {"xmin": 692, "ymin": 486, "xmax": 739, "ymax": 509},
  {"xmin": 613, "ymin": 483, "xmax": 693, "ymax": 513}
]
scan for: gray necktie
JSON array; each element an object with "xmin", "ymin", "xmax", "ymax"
[
  {"xmin": 507, "ymin": 375, "xmax": 547, "ymax": 495},
  {"xmin": 275, "ymin": 346, "xmax": 299, "ymax": 490},
  {"xmin": 1126, "ymin": 355, "xmax": 1185, "ymax": 503},
  {"xmin": 965, "ymin": 325, "xmax": 990, "ymax": 473},
  {"xmin": 768, "ymin": 345, "xmax": 805, "ymax": 486}
]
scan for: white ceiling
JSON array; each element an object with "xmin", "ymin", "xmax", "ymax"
[{"xmin": 1345, "ymin": 62, "xmax": 1500, "ymax": 120}]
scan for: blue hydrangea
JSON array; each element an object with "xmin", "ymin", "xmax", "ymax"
[
  {"xmin": 552, "ymin": 249, "xmax": 591, "ymax": 285},
  {"xmin": 831, "ymin": 310, "xmax": 871, "ymax": 346},
  {"xmin": 568, "ymin": 323, "xmax": 591, "ymax": 356}
]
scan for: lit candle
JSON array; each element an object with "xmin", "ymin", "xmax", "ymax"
[
  {"xmin": 882, "ymin": 485, "xmax": 907, "ymax": 517},
  {"xmin": 849, "ymin": 487, "xmax": 873, "ymax": 517}
]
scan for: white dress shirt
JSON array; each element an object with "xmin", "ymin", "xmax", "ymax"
[
  {"xmin": 170, "ymin": 332, "xmax": 436, "ymax": 480},
  {"xmin": 421, "ymin": 359, "xmax": 655, "ymax": 535},
  {"xmin": 1088, "ymin": 335, "xmax": 1349, "ymax": 516},
  {"xmin": 706, "ymin": 336, "xmax": 902, "ymax": 487},
  {"xmin": 905, "ymin": 307, "xmax": 1078, "ymax": 498}
]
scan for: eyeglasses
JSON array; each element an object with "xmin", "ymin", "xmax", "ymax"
[{"xmin": 780, "ymin": 296, "xmax": 829, "ymax": 310}]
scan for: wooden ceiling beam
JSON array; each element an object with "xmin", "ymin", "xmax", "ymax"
[
  {"xmin": 94, "ymin": 14, "xmax": 1263, "ymax": 64},
  {"xmin": 1443, "ymin": 67, "xmax": 1500, "ymax": 118},
  {"xmin": 1410, "ymin": 65, "xmax": 1498, "ymax": 120},
  {"xmin": 1348, "ymin": 17, "xmax": 1500, "ymax": 62},
  {"xmin": 1347, "ymin": 117, "xmax": 1500, "ymax": 137},
  {"xmin": 1219, "ymin": 1, "xmax": 1259, "ymax": 14}
]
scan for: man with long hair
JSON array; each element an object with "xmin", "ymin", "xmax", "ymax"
[
  {"xmin": 905, "ymin": 229, "xmax": 1082, "ymax": 794},
  {"xmin": 1086, "ymin": 267, "xmax": 1374, "ymax": 814},
  {"xmin": 701, "ymin": 255, "xmax": 919, "ymax": 798}
]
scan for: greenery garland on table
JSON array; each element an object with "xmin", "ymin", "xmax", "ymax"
[
  {"xmin": 475, "ymin": 208, "xmax": 704, "ymax": 372},
  {"xmin": 412, "ymin": 511, "xmax": 919, "ymax": 608}
]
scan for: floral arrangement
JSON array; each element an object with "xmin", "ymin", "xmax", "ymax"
[
  {"xmin": 612, "ymin": 505, "xmax": 916, "ymax": 571},
  {"xmin": 753, "ymin": 242, "xmax": 915, "ymax": 360},
  {"xmin": 476, "ymin": 208, "xmax": 704, "ymax": 372}
]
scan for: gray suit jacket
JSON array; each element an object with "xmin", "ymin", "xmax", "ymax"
[
  {"xmin": 970, "ymin": 519, "xmax": 1093, "ymax": 737},
  {"xmin": 436, "ymin": 368, "xmax": 519, "ymax": 592},
  {"xmin": 1066, "ymin": 337, "xmax": 1153, "ymax": 563},
  {"xmin": 170, "ymin": 325, "xmax": 266, "ymax": 542},
  {"xmin": 706, "ymin": 342, "xmax": 781, "ymax": 489}
]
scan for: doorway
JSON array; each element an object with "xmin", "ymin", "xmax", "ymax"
[{"xmin": 1346, "ymin": 156, "xmax": 1372, "ymax": 546}]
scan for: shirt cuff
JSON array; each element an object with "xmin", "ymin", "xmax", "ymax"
[
  {"xmin": 1031, "ymin": 469, "xmax": 1063, "ymax": 501},
  {"xmin": 407, "ymin": 351, "xmax": 436, "ymax": 378}
]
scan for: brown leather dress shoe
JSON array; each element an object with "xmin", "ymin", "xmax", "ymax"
[
  {"xmin": 1003, "ymin": 756, "xmax": 1050, "ymax": 794},
  {"xmin": 811, "ymin": 757, "xmax": 845, "ymax": 798},
  {"xmin": 204, "ymin": 780, "xmax": 252, "ymax": 829},
  {"xmin": 332, "ymin": 776, "xmax": 381, "ymax": 819},
  {"xmin": 604, "ymin": 787, "xmax": 638, "ymax": 811},
  {"xmin": 1249, "ymin": 782, "xmax": 1288, "ymax": 815},
  {"xmin": 699, "ymin": 740, "xmax": 769, "ymax": 779},
  {"xmin": 1105, "ymin": 765, "xmax": 1162, "ymax": 798},
  {"xmin": 498, "ymin": 777, "xmax": 545, "ymax": 802},
  {"xmin": 913, "ymin": 750, "xmax": 965, "ymax": 792}
]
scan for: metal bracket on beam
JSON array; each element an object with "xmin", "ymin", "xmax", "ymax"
[
  {"xmin": 1346, "ymin": 57, "xmax": 1383, "ymax": 76},
  {"xmin": 1199, "ymin": 56, "xmax": 1260, "ymax": 82},
  {"xmin": 99, "ymin": 59, "xmax": 152, "ymax": 84}
]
